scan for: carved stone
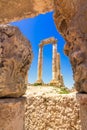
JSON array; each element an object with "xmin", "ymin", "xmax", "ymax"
[
  {"xmin": 0, "ymin": 25, "xmax": 33, "ymax": 97},
  {"xmin": 54, "ymin": 0, "xmax": 87, "ymax": 92},
  {"xmin": 0, "ymin": 97, "xmax": 25, "ymax": 130}
]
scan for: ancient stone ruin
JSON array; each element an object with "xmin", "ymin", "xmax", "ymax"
[
  {"xmin": 36, "ymin": 37, "xmax": 64, "ymax": 87},
  {"xmin": 0, "ymin": 0, "xmax": 87, "ymax": 130}
]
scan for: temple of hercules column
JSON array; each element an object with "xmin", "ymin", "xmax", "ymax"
[{"xmin": 36, "ymin": 37, "xmax": 64, "ymax": 87}]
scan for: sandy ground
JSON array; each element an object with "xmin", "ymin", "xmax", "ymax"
[{"xmin": 25, "ymin": 85, "xmax": 75, "ymax": 97}]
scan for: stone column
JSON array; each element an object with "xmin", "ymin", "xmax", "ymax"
[
  {"xmin": 50, "ymin": 43, "xmax": 57, "ymax": 85},
  {"xmin": 56, "ymin": 52, "xmax": 64, "ymax": 87},
  {"xmin": 56, "ymin": 53, "xmax": 61, "ymax": 79},
  {"xmin": 76, "ymin": 93, "xmax": 87, "ymax": 130},
  {"xmin": 36, "ymin": 46, "xmax": 43, "ymax": 84},
  {"xmin": 52, "ymin": 43, "xmax": 57, "ymax": 81}
]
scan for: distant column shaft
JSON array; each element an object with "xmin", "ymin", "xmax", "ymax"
[
  {"xmin": 37, "ymin": 46, "xmax": 43, "ymax": 81},
  {"xmin": 56, "ymin": 53, "xmax": 61, "ymax": 79},
  {"xmin": 52, "ymin": 43, "xmax": 57, "ymax": 80}
]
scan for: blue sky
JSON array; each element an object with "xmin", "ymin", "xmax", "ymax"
[{"xmin": 11, "ymin": 11, "xmax": 74, "ymax": 88}]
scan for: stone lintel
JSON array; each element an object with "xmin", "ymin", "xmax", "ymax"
[{"xmin": 40, "ymin": 37, "xmax": 57, "ymax": 47}]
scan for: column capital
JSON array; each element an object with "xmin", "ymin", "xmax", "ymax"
[
  {"xmin": 39, "ymin": 44, "xmax": 43, "ymax": 48},
  {"xmin": 53, "ymin": 42, "xmax": 57, "ymax": 45}
]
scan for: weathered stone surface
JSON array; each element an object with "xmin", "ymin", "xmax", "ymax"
[
  {"xmin": 77, "ymin": 93, "xmax": 87, "ymax": 130},
  {"xmin": 25, "ymin": 86, "xmax": 81, "ymax": 130},
  {"xmin": 0, "ymin": 25, "xmax": 33, "ymax": 97},
  {"xmin": 54, "ymin": 0, "xmax": 87, "ymax": 92},
  {"xmin": 0, "ymin": 0, "xmax": 53, "ymax": 24},
  {"xmin": 0, "ymin": 97, "xmax": 25, "ymax": 130}
]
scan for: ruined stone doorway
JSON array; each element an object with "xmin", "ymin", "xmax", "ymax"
[{"xmin": 11, "ymin": 12, "xmax": 74, "ymax": 88}]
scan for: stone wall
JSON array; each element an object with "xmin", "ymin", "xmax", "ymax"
[{"xmin": 25, "ymin": 89, "xmax": 81, "ymax": 130}]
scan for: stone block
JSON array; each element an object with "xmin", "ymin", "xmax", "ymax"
[
  {"xmin": 0, "ymin": 97, "xmax": 25, "ymax": 130},
  {"xmin": 0, "ymin": 25, "xmax": 33, "ymax": 97},
  {"xmin": 0, "ymin": 0, "xmax": 53, "ymax": 24},
  {"xmin": 77, "ymin": 93, "xmax": 87, "ymax": 130}
]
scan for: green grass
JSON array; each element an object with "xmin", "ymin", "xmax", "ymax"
[
  {"xmin": 33, "ymin": 83, "xmax": 42, "ymax": 86},
  {"xmin": 52, "ymin": 86, "xmax": 70, "ymax": 94},
  {"xmin": 59, "ymin": 87, "xmax": 70, "ymax": 94}
]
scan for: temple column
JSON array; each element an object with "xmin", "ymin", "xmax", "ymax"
[
  {"xmin": 56, "ymin": 53, "xmax": 64, "ymax": 87},
  {"xmin": 56, "ymin": 53, "xmax": 61, "ymax": 79},
  {"xmin": 52, "ymin": 43, "xmax": 57, "ymax": 81},
  {"xmin": 50, "ymin": 43, "xmax": 57, "ymax": 85},
  {"xmin": 36, "ymin": 45, "xmax": 43, "ymax": 84},
  {"xmin": 50, "ymin": 44, "xmax": 64, "ymax": 87}
]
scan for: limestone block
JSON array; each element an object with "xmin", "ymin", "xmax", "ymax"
[
  {"xmin": 0, "ymin": 25, "xmax": 33, "ymax": 97},
  {"xmin": 0, "ymin": 97, "xmax": 25, "ymax": 130},
  {"xmin": 54, "ymin": 0, "xmax": 87, "ymax": 92},
  {"xmin": 0, "ymin": 0, "xmax": 53, "ymax": 24},
  {"xmin": 77, "ymin": 93, "xmax": 87, "ymax": 130},
  {"xmin": 25, "ymin": 88, "xmax": 81, "ymax": 130}
]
